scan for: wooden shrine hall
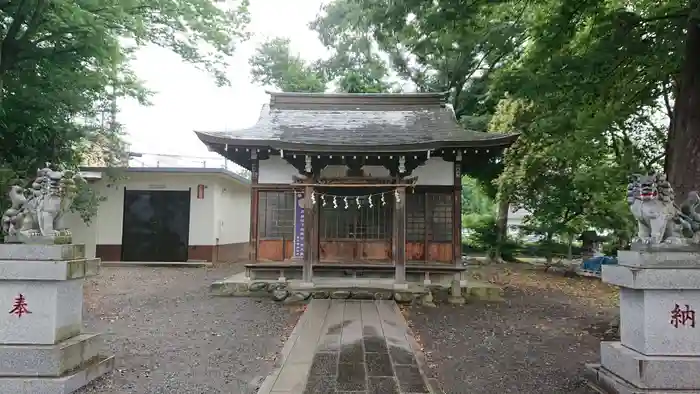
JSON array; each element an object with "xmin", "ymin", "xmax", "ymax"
[{"xmin": 195, "ymin": 91, "xmax": 518, "ymax": 286}]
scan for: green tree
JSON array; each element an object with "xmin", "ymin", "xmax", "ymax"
[
  {"xmin": 334, "ymin": 0, "xmax": 526, "ymax": 125},
  {"xmin": 310, "ymin": 1, "xmax": 393, "ymax": 93},
  {"xmin": 248, "ymin": 32, "xmax": 393, "ymax": 94},
  {"xmin": 483, "ymin": 0, "xmax": 682, "ymax": 247},
  {"xmin": 248, "ymin": 38, "xmax": 326, "ymax": 93},
  {"xmin": 667, "ymin": 1, "xmax": 700, "ymax": 199},
  {"xmin": 462, "ymin": 176, "xmax": 494, "ymax": 216},
  {"xmin": 489, "ymin": 94, "xmax": 636, "ymax": 250},
  {"xmin": 0, "ymin": 0, "xmax": 251, "ymax": 218},
  {"xmin": 484, "ymin": 0, "xmax": 688, "ymax": 196},
  {"xmin": 0, "ymin": 0, "xmax": 250, "ymax": 100}
]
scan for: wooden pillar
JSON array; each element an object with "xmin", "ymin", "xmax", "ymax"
[
  {"xmin": 302, "ymin": 185, "xmax": 314, "ymax": 283},
  {"xmin": 249, "ymin": 150, "xmax": 259, "ymax": 262},
  {"xmin": 393, "ymin": 186, "xmax": 407, "ymax": 285},
  {"xmin": 424, "ymin": 192, "xmax": 430, "ymax": 262},
  {"xmin": 453, "ymin": 152, "xmax": 463, "ymax": 266},
  {"xmin": 313, "ymin": 194, "xmax": 320, "ymax": 264}
]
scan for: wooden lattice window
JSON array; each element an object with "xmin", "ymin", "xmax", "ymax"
[
  {"xmin": 406, "ymin": 193, "xmax": 425, "ymax": 242},
  {"xmin": 356, "ymin": 200, "xmax": 392, "ymax": 239},
  {"xmin": 320, "ymin": 195, "xmax": 392, "ymax": 240},
  {"xmin": 258, "ymin": 191, "xmax": 295, "ymax": 239},
  {"xmin": 428, "ymin": 193, "xmax": 453, "ymax": 242}
]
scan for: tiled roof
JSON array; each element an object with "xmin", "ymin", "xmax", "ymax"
[{"xmin": 195, "ymin": 92, "xmax": 518, "ymax": 152}]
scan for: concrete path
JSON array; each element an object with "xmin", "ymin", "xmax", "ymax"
[{"xmin": 258, "ymin": 299, "xmax": 437, "ymax": 394}]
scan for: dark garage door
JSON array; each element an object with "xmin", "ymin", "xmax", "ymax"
[{"xmin": 121, "ymin": 189, "xmax": 191, "ymax": 262}]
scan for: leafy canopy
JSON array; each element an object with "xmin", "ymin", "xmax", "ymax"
[{"xmin": 0, "ymin": 0, "xmax": 251, "ymax": 219}]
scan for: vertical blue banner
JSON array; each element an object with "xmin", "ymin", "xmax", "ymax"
[{"xmin": 293, "ymin": 192, "xmax": 305, "ymax": 259}]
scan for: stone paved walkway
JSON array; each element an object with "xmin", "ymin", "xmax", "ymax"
[{"xmin": 258, "ymin": 299, "xmax": 435, "ymax": 394}]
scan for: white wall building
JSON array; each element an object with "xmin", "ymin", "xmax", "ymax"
[
  {"xmin": 65, "ymin": 167, "xmax": 250, "ymax": 262},
  {"xmin": 507, "ymin": 207, "xmax": 530, "ymax": 231}
]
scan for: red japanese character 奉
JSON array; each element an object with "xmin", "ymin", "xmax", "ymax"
[{"xmin": 8, "ymin": 294, "xmax": 31, "ymax": 317}]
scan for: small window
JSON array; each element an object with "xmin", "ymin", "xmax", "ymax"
[
  {"xmin": 428, "ymin": 193, "xmax": 453, "ymax": 242},
  {"xmin": 258, "ymin": 191, "xmax": 295, "ymax": 239},
  {"xmin": 406, "ymin": 193, "xmax": 425, "ymax": 241}
]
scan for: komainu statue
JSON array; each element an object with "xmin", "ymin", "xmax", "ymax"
[
  {"xmin": 1, "ymin": 164, "xmax": 81, "ymax": 244},
  {"xmin": 627, "ymin": 172, "xmax": 700, "ymax": 246}
]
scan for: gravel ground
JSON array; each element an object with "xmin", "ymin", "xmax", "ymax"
[
  {"xmin": 75, "ymin": 264, "xmax": 301, "ymax": 394},
  {"xmin": 406, "ymin": 264, "xmax": 618, "ymax": 394},
  {"xmin": 72, "ymin": 262, "xmax": 616, "ymax": 394}
]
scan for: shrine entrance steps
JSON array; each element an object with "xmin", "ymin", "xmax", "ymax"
[{"xmin": 256, "ymin": 299, "xmax": 440, "ymax": 394}]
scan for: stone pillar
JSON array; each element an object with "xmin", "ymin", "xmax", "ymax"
[
  {"xmin": 585, "ymin": 248, "xmax": 700, "ymax": 393},
  {"xmin": 0, "ymin": 244, "xmax": 114, "ymax": 393},
  {"xmin": 447, "ymin": 277, "xmax": 466, "ymax": 305}
]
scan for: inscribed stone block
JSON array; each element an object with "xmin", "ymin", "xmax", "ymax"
[
  {"xmin": 619, "ymin": 287, "xmax": 700, "ymax": 356},
  {"xmin": 0, "ymin": 279, "xmax": 83, "ymax": 345}
]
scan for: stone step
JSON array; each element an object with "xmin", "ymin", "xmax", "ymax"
[
  {"xmin": 0, "ymin": 333, "xmax": 103, "ymax": 377},
  {"xmin": 601, "ymin": 341, "xmax": 700, "ymax": 390},
  {"xmin": 0, "ymin": 355, "xmax": 114, "ymax": 394}
]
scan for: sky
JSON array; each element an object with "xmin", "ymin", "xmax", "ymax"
[{"xmin": 121, "ymin": 0, "xmax": 327, "ymax": 167}]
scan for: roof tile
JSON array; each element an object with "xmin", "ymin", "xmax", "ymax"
[{"xmin": 195, "ymin": 92, "xmax": 518, "ymax": 150}]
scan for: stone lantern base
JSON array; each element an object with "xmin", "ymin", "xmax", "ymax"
[
  {"xmin": 585, "ymin": 249, "xmax": 700, "ymax": 393},
  {"xmin": 0, "ymin": 244, "xmax": 114, "ymax": 394}
]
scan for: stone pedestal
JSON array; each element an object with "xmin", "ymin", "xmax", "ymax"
[
  {"xmin": 585, "ymin": 249, "xmax": 700, "ymax": 393},
  {"xmin": 0, "ymin": 244, "xmax": 114, "ymax": 394}
]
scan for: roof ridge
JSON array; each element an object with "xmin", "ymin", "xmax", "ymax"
[
  {"xmin": 268, "ymin": 91, "xmax": 450, "ymax": 110},
  {"xmin": 265, "ymin": 91, "xmax": 449, "ymax": 98}
]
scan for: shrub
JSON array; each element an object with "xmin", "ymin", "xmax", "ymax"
[
  {"xmin": 519, "ymin": 240, "xmax": 584, "ymax": 259},
  {"xmin": 463, "ymin": 214, "xmax": 520, "ymax": 261}
]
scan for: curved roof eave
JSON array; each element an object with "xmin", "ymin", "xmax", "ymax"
[{"xmin": 194, "ymin": 130, "xmax": 520, "ymax": 152}]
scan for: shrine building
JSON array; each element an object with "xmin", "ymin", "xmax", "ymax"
[{"xmin": 195, "ymin": 92, "xmax": 518, "ymax": 285}]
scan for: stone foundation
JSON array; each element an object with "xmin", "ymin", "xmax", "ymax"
[{"xmin": 210, "ymin": 273, "xmax": 504, "ymax": 305}]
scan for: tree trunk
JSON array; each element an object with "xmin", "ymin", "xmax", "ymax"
[
  {"xmin": 493, "ymin": 193, "xmax": 509, "ymax": 262},
  {"xmin": 667, "ymin": 14, "xmax": 700, "ymax": 200},
  {"xmin": 0, "ymin": 69, "xmax": 5, "ymax": 109}
]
